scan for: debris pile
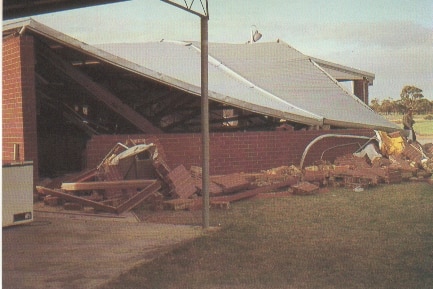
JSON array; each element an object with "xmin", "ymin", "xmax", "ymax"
[
  {"xmin": 36, "ymin": 131, "xmax": 433, "ymax": 215},
  {"xmin": 300, "ymin": 131, "xmax": 433, "ymax": 189}
]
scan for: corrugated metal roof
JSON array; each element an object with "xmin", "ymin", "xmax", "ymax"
[
  {"xmin": 97, "ymin": 40, "xmax": 397, "ymax": 130},
  {"xmin": 203, "ymin": 41, "xmax": 393, "ymax": 130},
  {"xmin": 3, "ymin": 18, "xmax": 398, "ymax": 131},
  {"xmin": 95, "ymin": 41, "xmax": 322, "ymax": 124}
]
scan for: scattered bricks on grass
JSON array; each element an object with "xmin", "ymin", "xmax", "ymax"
[
  {"xmin": 210, "ymin": 201, "xmax": 230, "ymax": 209},
  {"xmin": 163, "ymin": 198, "xmax": 196, "ymax": 211},
  {"xmin": 165, "ymin": 165, "xmax": 197, "ymax": 199},
  {"xmin": 211, "ymin": 173, "xmax": 251, "ymax": 194},
  {"xmin": 384, "ymin": 168, "xmax": 402, "ymax": 183},
  {"xmin": 302, "ymin": 169, "xmax": 327, "ymax": 185},
  {"xmin": 192, "ymin": 178, "xmax": 224, "ymax": 196},
  {"xmin": 331, "ymin": 165, "xmax": 351, "ymax": 175},
  {"xmin": 212, "ymin": 179, "xmax": 296, "ymax": 203},
  {"xmin": 402, "ymin": 143, "xmax": 424, "ymax": 164},
  {"xmin": 334, "ymin": 155, "xmax": 370, "ymax": 169},
  {"xmin": 292, "ymin": 182, "xmax": 319, "ymax": 195}
]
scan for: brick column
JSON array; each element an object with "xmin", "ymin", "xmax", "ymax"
[
  {"xmin": 353, "ymin": 78, "xmax": 369, "ymax": 105},
  {"xmin": 2, "ymin": 35, "xmax": 38, "ymax": 181}
]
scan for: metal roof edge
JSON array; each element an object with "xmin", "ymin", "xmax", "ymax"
[
  {"xmin": 2, "ymin": 17, "xmax": 33, "ymax": 31},
  {"xmin": 310, "ymin": 57, "xmax": 375, "ymax": 83},
  {"xmin": 323, "ymin": 118, "xmax": 400, "ymax": 133},
  {"xmin": 19, "ymin": 19, "xmax": 208, "ymax": 96},
  {"xmin": 209, "ymin": 91, "xmax": 323, "ymax": 126}
]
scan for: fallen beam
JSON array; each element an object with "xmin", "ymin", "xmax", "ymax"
[
  {"xmin": 116, "ymin": 181, "xmax": 161, "ymax": 214},
  {"xmin": 36, "ymin": 186, "xmax": 118, "ymax": 214},
  {"xmin": 61, "ymin": 179, "xmax": 158, "ymax": 191}
]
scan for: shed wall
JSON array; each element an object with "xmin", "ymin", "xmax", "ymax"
[{"xmin": 2, "ymin": 35, "xmax": 38, "ymax": 181}]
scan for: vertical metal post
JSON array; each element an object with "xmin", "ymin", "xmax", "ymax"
[
  {"xmin": 201, "ymin": 16, "xmax": 210, "ymax": 229},
  {"xmin": 160, "ymin": 0, "xmax": 210, "ymax": 229}
]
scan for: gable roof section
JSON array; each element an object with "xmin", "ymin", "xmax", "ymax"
[
  {"xmin": 202, "ymin": 41, "xmax": 391, "ymax": 130},
  {"xmin": 3, "ymin": 18, "xmax": 398, "ymax": 131}
]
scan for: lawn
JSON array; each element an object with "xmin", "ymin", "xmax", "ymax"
[
  {"xmin": 385, "ymin": 114, "xmax": 433, "ymax": 135},
  {"xmin": 100, "ymin": 182, "xmax": 433, "ymax": 289}
]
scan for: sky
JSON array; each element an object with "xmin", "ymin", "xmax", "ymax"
[{"xmin": 29, "ymin": 0, "xmax": 433, "ymax": 102}]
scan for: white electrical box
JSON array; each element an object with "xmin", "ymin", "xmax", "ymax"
[{"xmin": 2, "ymin": 161, "xmax": 34, "ymax": 227}]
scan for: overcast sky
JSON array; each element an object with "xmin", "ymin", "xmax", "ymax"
[{"xmin": 33, "ymin": 0, "xmax": 433, "ymax": 102}]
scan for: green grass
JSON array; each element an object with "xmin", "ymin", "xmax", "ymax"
[
  {"xmin": 385, "ymin": 114, "xmax": 433, "ymax": 135},
  {"xmin": 414, "ymin": 119, "xmax": 433, "ymax": 135},
  {"xmin": 100, "ymin": 183, "xmax": 433, "ymax": 289}
]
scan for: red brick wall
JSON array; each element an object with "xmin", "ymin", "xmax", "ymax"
[
  {"xmin": 354, "ymin": 79, "xmax": 369, "ymax": 105},
  {"xmin": 85, "ymin": 129, "xmax": 374, "ymax": 174},
  {"xmin": 2, "ymin": 35, "xmax": 38, "ymax": 180}
]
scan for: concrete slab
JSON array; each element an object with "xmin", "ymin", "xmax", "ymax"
[{"xmin": 2, "ymin": 208, "xmax": 202, "ymax": 289}]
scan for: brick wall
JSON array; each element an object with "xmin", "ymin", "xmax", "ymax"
[
  {"xmin": 354, "ymin": 79, "xmax": 369, "ymax": 105},
  {"xmin": 2, "ymin": 35, "xmax": 38, "ymax": 180},
  {"xmin": 85, "ymin": 129, "xmax": 374, "ymax": 175}
]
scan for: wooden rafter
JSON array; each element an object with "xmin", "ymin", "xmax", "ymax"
[{"xmin": 36, "ymin": 42, "xmax": 162, "ymax": 134}]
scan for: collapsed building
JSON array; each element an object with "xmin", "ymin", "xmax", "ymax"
[
  {"xmin": 3, "ymin": 19, "xmax": 431, "ymax": 213},
  {"xmin": 3, "ymin": 18, "xmax": 399, "ymax": 182},
  {"xmin": 3, "ymin": 18, "xmax": 431, "ymax": 215}
]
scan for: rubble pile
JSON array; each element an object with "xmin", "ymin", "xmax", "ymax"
[{"xmin": 36, "ymin": 132, "xmax": 433, "ymax": 215}]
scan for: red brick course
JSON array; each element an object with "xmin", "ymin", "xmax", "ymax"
[
  {"xmin": 85, "ymin": 130, "xmax": 374, "ymax": 175},
  {"xmin": 2, "ymin": 35, "xmax": 38, "ymax": 181}
]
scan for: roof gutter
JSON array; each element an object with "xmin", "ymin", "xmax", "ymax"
[{"xmin": 323, "ymin": 118, "xmax": 401, "ymax": 133}]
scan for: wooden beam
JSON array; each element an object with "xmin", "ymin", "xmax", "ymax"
[
  {"xmin": 37, "ymin": 42, "xmax": 161, "ymax": 133},
  {"xmin": 61, "ymin": 179, "xmax": 158, "ymax": 191},
  {"xmin": 36, "ymin": 186, "xmax": 118, "ymax": 214},
  {"xmin": 116, "ymin": 181, "xmax": 161, "ymax": 213}
]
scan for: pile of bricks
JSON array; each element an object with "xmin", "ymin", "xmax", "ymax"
[{"xmin": 36, "ymin": 136, "xmax": 433, "ymax": 215}]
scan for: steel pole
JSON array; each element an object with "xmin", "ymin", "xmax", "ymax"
[{"xmin": 201, "ymin": 16, "xmax": 210, "ymax": 229}]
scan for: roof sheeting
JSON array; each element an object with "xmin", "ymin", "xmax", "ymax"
[
  {"xmin": 3, "ymin": 18, "xmax": 399, "ymax": 131},
  {"xmin": 97, "ymin": 40, "xmax": 397, "ymax": 130},
  {"xmin": 96, "ymin": 41, "xmax": 322, "ymax": 125}
]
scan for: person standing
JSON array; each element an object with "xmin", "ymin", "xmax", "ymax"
[{"xmin": 402, "ymin": 108, "xmax": 416, "ymax": 141}]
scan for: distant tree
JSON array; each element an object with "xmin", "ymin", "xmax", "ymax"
[
  {"xmin": 415, "ymin": 98, "xmax": 433, "ymax": 114},
  {"xmin": 370, "ymin": 98, "xmax": 380, "ymax": 112},
  {"xmin": 380, "ymin": 98, "xmax": 396, "ymax": 115},
  {"xmin": 400, "ymin": 85, "xmax": 424, "ymax": 110}
]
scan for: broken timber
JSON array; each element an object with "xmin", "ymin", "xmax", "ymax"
[
  {"xmin": 61, "ymin": 179, "xmax": 157, "ymax": 191},
  {"xmin": 36, "ymin": 186, "xmax": 118, "ymax": 214},
  {"xmin": 36, "ymin": 180, "xmax": 161, "ymax": 214}
]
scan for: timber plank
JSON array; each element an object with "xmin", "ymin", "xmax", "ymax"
[
  {"xmin": 61, "ymin": 179, "xmax": 158, "ymax": 191},
  {"xmin": 36, "ymin": 186, "xmax": 118, "ymax": 214},
  {"xmin": 116, "ymin": 181, "xmax": 161, "ymax": 214}
]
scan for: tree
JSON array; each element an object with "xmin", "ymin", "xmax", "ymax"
[
  {"xmin": 415, "ymin": 98, "xmax": 433, "ymax": 114},
  {"xmin": 400, "ymin": 85, "xmax": 424, "ymax": 110},
  {"xmin": 380, "ymin": 98, "xmax": 396, "ymax": 115},
  {"xmin": 370, "ymin": 98, "xmax": 380, "ymax": 112}
]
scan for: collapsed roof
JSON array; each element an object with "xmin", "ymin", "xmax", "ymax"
[{"xmin": 3, "ymin": 18, "xmax": 399, "ymax": 133}]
